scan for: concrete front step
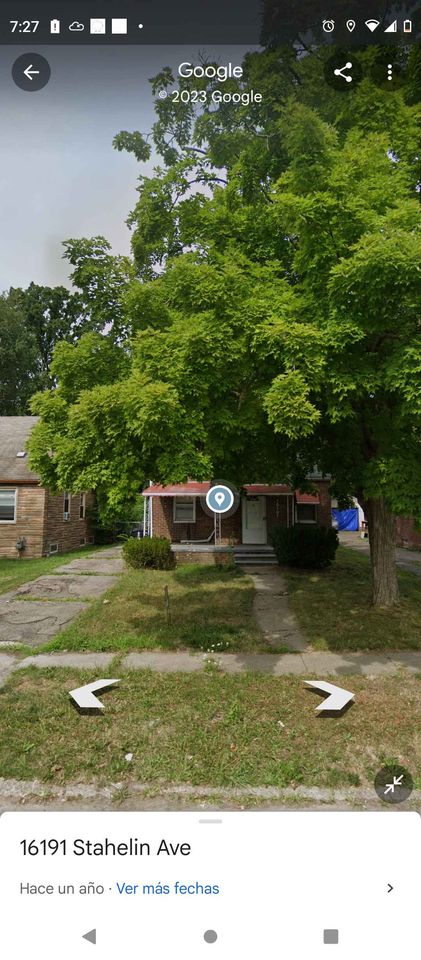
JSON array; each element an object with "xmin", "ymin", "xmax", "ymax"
[
  {"xmin": 234, "ymin": 547, "xmax": 277, "ymax": 566},
  {"xmin": 235, "ymin": 557, "xmax": 276, "ymax": 566},
  {"xmin": 234, "ymin": 548, "xmax": 276, "ymax": 555}
]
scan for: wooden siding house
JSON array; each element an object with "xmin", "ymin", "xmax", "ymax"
[{"xmin": 0, "ymin": 416, "xmax": 94, "ymax": 559}]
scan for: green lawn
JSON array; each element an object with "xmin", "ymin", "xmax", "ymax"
[
  {"xmin": 33, "ymin": 547, "xmax": 421, "ymax": 654},
  {"xmin": 41, "ymin": 564, "xmax": 263, "ymax": 654},
  {"xmin": 283, "ymin": 546, "xmax": 421, "ymax": 650},
  {"xmin": 7, "ymin": 545, "xmax": 421, "ymax": 656},
  {"xmin": 0, "ymin": 545, "xmax": 104, "ymax": 597},
  {"xmin": 0, "ymin": 667, "xmax": 419, "ymax": 789}
]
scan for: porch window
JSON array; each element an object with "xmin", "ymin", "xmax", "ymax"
[
  {"xmin": 63, "ymin": 492, "xmax": 71, "ymax": 520},
  {"xmin": 0, "ymin": 489, "xmax": 17, "ymax": 522},
  {"xmin": 79, "ymin": 493, "xmax": 86, "ymax": 520},
  {"xmin": 173, "ymin": 497, "xmax": 196, "ymax": 523},
  {"xmin": 296, "ymin": 503, "xmax": 317, "ymax": 523}
]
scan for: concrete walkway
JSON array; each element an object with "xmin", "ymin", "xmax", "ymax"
[
  {"xmin": 0, "ymin": 547, "xmax": 123, "ymax": 648},
  {"xmin": 14, "ymin": 574, "xmax": 117, "ymax": 600},
  {"xmin": 340, "ymin": 532, "xmax": 421, "ymax": 577},
  {"xmin": 246, "ymin": 565, "xmax": 308, "ymax": 652},
  {"xmin": 1, "ymin": 648, "xmax": 420, "ymax": 686}
]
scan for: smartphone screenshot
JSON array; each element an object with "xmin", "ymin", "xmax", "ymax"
[{"xmin": 0, "ymin": 1, "xmax": 420, "ymax": 956}]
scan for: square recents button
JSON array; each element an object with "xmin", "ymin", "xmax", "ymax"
[{"xmin": 324, "ymin": 929, "xmax": 339, "ymax": 945}]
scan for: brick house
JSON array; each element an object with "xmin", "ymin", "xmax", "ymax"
[
  {"xmin": 395, "ymin": 516, "xmax": 421, "ymax": 550},
  {"xmin": 0, "ymin": 416, "xmax": 94, "ymax": 559},
  {"xmin": 142, "ymin": 481, "xmax": 332, "ymax": 547}
]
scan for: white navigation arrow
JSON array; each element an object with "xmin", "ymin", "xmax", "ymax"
[
  {"xmin": 304, "ymin": 680, "xmax": 355, "ymax": 713},
  {"xmin": 23, "ymin": 64, "xmax": 40, "ymax": 81},
  {"xmin": 69, "ymin": 679, "xmax": 120, "ymax": 711}
]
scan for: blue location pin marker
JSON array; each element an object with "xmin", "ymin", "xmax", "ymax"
[{"xmin": 206, "ymin": 484, "xmax": 235, "ymax": 514}]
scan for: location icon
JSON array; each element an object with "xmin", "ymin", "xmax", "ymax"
[
  {"xmin": 346, "ymin": 19, "xmax": 356, "ymax": 32},
  {"xmin": 206, "ymin": 484, "xmax": 236, "ymax": 514}
]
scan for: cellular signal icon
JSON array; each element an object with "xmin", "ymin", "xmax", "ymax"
[
  {"xmin": 384, "ymin": 19, "xmax": 398, "ymax": 33},
  {"xmin": 365, "ymin": 19, "xmax": 380, "ymax": 32}
]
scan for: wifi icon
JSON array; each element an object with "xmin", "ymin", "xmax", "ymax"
[{"xmin": 365, "ymin": 18, "xmax": 380, "ymax": 32}]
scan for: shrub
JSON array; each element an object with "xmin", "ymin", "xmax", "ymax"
[
  {"xmin": 271, "ymin": 524, "xmax": 339, "ymax": 569},
  {"xmin": 122, "ymin": 536, "xmax": 175, "ymax": 570}
]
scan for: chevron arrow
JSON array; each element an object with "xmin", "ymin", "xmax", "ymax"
[
  {"xmin": 69, "ymin": 679, "xmax": 120, "ymax": 711},
  {"xmin": 304, "ymin": 680, "xmax": 355, "ymax": 714}
]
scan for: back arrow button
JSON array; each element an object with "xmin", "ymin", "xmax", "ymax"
[
  {"xmin": 82, "ymin": 929, "xmax": 97, "ymax": 945},
  {"xmin": 12, "ymin": 53, "xmax": 51, "ymax": 91},
  {"xmin": 23, "ymin": 64, "xmax": 40, "ymax": 81}
]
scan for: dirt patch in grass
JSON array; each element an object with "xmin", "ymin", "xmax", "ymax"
[
  {"xmin": 40, "ymin": 564, "xmax": 263, "ymax": 653},
  {"xmin": 283, "ymin": 547, "xmax": 421, "ymax": 650},
  {"xmin": 0, "ymin": 667, "xmax": 419, "ymax": 789}
]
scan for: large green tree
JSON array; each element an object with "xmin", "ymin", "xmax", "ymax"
[
  {"xmin": 0, "ymin": 295, "xmax": 38, "ymax": 415},
  {"xmin": 29, "ymin": 43, "xmax": 421, "ymax": 606},
  {"xmin": 1, "ymin": 249, "xmax": 131, "ymax": 413},
  {"xmin": 61, "ymin": 237, "xmax": 134, "ymax": 340},
  {"xmin": 8, "ymin": 283, "xmax": 81, "ymax": 389}
]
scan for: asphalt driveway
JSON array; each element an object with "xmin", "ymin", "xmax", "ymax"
[{"xmin": 339, "ymin": 532, "xmax": 421, "ymax": 577}]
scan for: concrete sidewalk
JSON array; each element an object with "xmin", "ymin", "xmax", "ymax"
[
  {"xmin": 1, "ymin": 777, "xmax": 419, "ymax": 811},
  {"xmin": 1, "ymin": 648, "xmax": 420, "ymax": 686}
]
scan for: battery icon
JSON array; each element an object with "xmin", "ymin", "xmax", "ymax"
[
  {"xmin": 403, "ymin": 19, "xmax": 412, "ymax": 33},
  {"xmin": 50, "ymin": 19, "xmax": 60, "ymax": 33}
]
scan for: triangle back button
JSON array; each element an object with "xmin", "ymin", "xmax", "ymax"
[{"xmin": 82, "ymin": 929, "xmax": 97, "ymax": 945}]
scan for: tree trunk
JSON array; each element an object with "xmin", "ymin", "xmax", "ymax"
[{"xmin": 364, "ymin": 497, "xmax": 399, "ymax": 607}]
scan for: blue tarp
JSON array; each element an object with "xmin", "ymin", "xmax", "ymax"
[{"xmin": 332, "ymin": 508, "xmax": 359, "ymax": 531}]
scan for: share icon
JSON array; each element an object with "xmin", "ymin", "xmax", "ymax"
[{"xmin": 334, "ymin": 61, "xmax": 353, "ymax": 83}]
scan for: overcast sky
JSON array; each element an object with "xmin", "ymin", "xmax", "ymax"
[{"xmin": 0, "ymin": 44, "xmax": 249, "ymax": 291}]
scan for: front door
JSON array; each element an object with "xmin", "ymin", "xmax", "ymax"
[{"xmin": 242, "ymin": 496, "xmax": 267, "ymax": 544}]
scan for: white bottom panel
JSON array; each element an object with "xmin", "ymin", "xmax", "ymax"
[{"xmin": 1, "ymin": 811, "xmax": 420, "ymax": 958}]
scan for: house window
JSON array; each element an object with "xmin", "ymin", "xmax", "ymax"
[
  {"xmin": 49, "ymin": 542, "xmax": 59, "ymax": 554},
  {"xmin": 0, "ymin": 489, "xmax": 16, "ymax": 522},
  {"xmin": 63, "ymin": 492, "xmax": 71, "ymax": 520},
  {"xmin": 79, "ymin": 493, "xmax": 86, "ymax": 520},
  {"xmin": 173, "ymin": 497, "xmax": 196, "ymax": 523},
  {"xmin": 296, "ymin": 503, "xmax": 317, "ymax": 524}
]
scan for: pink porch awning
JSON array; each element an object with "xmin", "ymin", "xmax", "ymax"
[
  {"xmin": 244, "ymin": 484, "xmax": 291, "ymax": 495},
  {"xmin": 295, "ymin": 490, "xmax": 320, "ymax": 504},
  {"xmin": 142, "ymin": 482, "xmax": 294, "ymax": 497},
  {"xmin": 142, "ymin": 483, "xmax": 211, "ymax": 497}
]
